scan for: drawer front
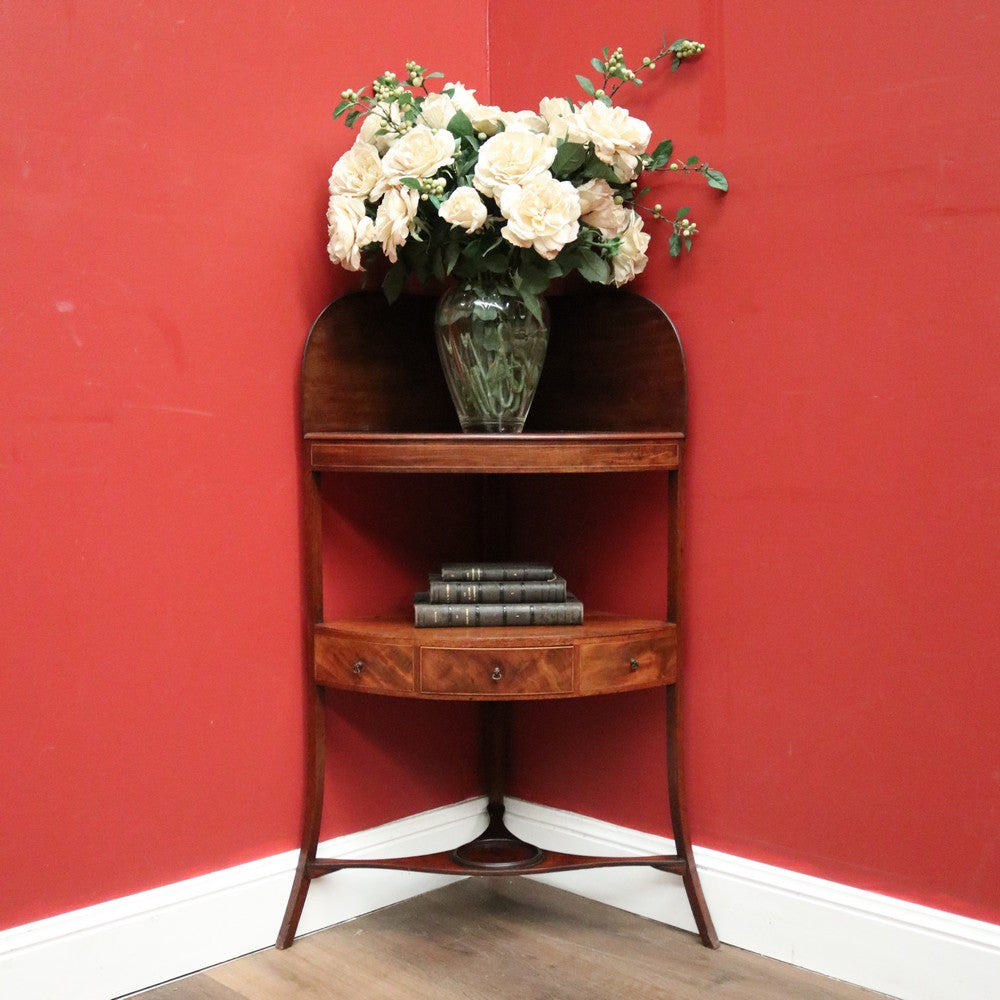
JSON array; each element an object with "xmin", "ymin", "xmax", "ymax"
[
  {"xmin": 579, "ymin": 632, "xmax": 676, "ymax": 693},
  {"xmin": 314, "ymin": 635, "xmax": 414, "ymax": 694},
  {"xmin": 420, "ymin": 645, "xmax": 574, "ymax": 697}
]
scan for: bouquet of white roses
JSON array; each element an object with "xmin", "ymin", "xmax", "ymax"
[{"xmin": 326, "ymin": 35, "xmax": 727, "ymax": 320}]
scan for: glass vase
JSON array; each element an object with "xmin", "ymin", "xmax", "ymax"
[{"xmin": 434, "ymin": 278, "xmax": 550, "ymax": 433}]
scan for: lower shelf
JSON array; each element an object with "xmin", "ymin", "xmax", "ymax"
[
  {"xmin": 307, "ymin": 802, "xmax": 688, "ymax": 878},
  {"xmin": 307, "ymin": 847, "xmax": 689, "ymax": 879}
]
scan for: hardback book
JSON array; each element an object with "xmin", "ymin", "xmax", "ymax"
[
  {"xmin": 428, "ymin": 574, "xmax": 567, "ymax": 604},
  {"xmin": 439, "ymin": 562, "xmax": 556, "ymax": 582},
  {"xmin": 414, "ymin": 592, "xmax": 584, "ymax": 628}
]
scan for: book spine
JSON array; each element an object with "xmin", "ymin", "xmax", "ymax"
[
  {"xmin": 414, "ymin": 594, "xmax": 584, "ymax": 628},
  {"xmin": 439, "ymin": 562, "xmax": 556, "ymax": 582},
  {"xmin": 427, "ymin": 575, "xmax": 567, "ymax": 604}
]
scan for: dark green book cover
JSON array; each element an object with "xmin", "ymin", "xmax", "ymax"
[{"xmin": 414, "ymin": 592, "xmax": 583, "ymax": 628}]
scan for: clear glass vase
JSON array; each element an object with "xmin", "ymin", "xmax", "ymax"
[{"xmin": 434, "ymin": 278, "xmax": 550, "ymax": 433}]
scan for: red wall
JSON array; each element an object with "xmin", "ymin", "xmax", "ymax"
[
  {"xmin": 0, "ymin": 2, "xmax": 487, "ymax": 931},
  {"xmin": 2, "ymin": 0, "xmax": 998, "ymax": 935},
  {"xmin": 491, "ymin": 0, "xmax": 1000, "ymax": 924}
]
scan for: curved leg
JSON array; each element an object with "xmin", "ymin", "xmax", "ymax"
[
  {"xmin": 666, "ymin": 683, "xmax": 719, "ymax": 948},
  {"xmin": 276, "ymin": 682, "xmax": 327, "ymax": 949}
]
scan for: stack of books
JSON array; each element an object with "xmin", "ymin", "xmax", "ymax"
[{"xmin": 414, "ymin": 562, "xmax": 584, "ymax": 627}]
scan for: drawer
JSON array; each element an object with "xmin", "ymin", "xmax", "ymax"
[
  {"xmin": 314, "ymin": 634, "xmax": 414, "ymax": 693},
  {"xmin": 419, "ymin": 645, "xmax": 574, "ymax": 697},
  {"xmin": 579, "ymin": 631, "xmax": 676, "ymax": 693}
]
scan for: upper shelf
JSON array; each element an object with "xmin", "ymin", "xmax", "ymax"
[
  {"xmin": 301, "ymin": 288, "xmax": 688, "ymax": 439},
  {"xmin": 306, "ymin": 431, "xmax": 682, "ymax": 473}
]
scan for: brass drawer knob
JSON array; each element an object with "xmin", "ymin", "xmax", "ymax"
[
  {"xmin": 352, "ymin": 660, "xmax": 365, "ymax": 675},
  {"xmin": 628, "ymin": 657, "xmax": 640, "ymax": 672},
  {"xmin": 491, "ymin": 666, "xmax": 503, "ymax": 682}
]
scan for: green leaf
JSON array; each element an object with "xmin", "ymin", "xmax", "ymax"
[
  {"xmin": 576, "ymin": 74, "xmax": 596, "ymax": 97},
  {"xmin": 591, "ymin": 57, "xmax": 606, "ymax": 74},
  {"xmin": 550, "ymin": 141, "xmax": 589, "ymax": 178},
  {"xmin": 582, "ymin": 156, "xmax": 620, "ymax": 183},
  {"xmin": 400, "ymin": 177, "xmax": 422, "ymax": 190},
  {"xmin": 333, "ymin": 100, "xmax": 352, "ymax": 119},
  {"xmin": 482, "ymin": 326, "xmax": 503, "ymax": 351},
  {"xmin": 447, "ymin": 109, "xmax": 476, "ymax": 139},
  {"xmin": 382, "ymin": 263, "xmax": 407, "ymax": 304},
  {"xmin": 675, "ymin": 205, "xmax": 691, "ymax": 222},
  {"xmin": 686, "ymin": 154, "xmax": 700, "ymax": 166},
  {"xmin": 431, "ymin": 248, "xmax": 446, "ymax": 282},
  {"xmin": 517, "ymin": 250, "xmax": 557, "ymax": 293},
  {"xmin": 445, "ymin": 241, "xmax": 461, "ymax": 276},
  {"xmin": 552, "ymin": 244, "xmax": 582, "ymax": 277},
  {"xmin": 575, "ymin": 248, "xmax": 611, "ymax": 284},
  {"xmin": 479, "ymin": 253, "xmax": 509, "ymax": 274},
  {"xmin": 473, "ymin": 302, "xmax": 500, "ymax": 323},
  {"xmin": 521, "ymin": 289, "xmax": 544, "ymax": 324},
  {"xmin": 684, "ymin": 235, "xmax": 693, "ymax": 252},
  {"xmin": 705, "ymin": 168, "xmax": 729, "ymax": 192},
  {"xmin": 424, "ymin": 71, "xmax": 444, "ymax": 80},
  {"xmin": 648, "ymin": 138, "xmax": 674, "ymax": 169},
  {"xmin": 669, "ymin": 233, "xmax": 682, "ymax": 258},
  {"xmin": 344, "ymin": 109, "xmax": 364, "ymax": 129}
]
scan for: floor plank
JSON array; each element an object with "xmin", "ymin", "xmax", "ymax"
[{"xmin": 134, "ymin": 878, "xmax": 885, "ymax": 999}]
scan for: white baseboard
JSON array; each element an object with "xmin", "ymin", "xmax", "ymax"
[
  {"xmin": 0, "ymin": 798, "xmax": 487, "ymax": 1000},
  {"xmin": 503, "ymin": 798, "xmax": 1000, "ymax": 1000},
  {"xmin": 2, "ymin": 797, "xmax": 997, "ymax": 1000}
]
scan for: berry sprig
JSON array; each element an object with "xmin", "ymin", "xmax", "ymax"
[
  {"xmin": 404, "ymin": 60, "xmax": 442, "ymax": 92},
  {"xmin": 576, "ymin": 36, "xmax": 707, "ymax": 102},
  {"xmin": 334, "ymin": 63, "xmax": 441, "ymax": 135},
  {"xmin": 667, "ymin": 155, "xmax": 728, "ymax": 192},
  {"xmin": 571, "ymin": 37, "xmax": 726, "ymax": 256}
]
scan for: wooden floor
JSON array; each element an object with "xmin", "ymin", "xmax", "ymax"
[{"xmin": 134, "ymin": 878, "xmax": 884, "ymax": 1000}]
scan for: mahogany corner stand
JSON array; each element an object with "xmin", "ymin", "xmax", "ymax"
[{"xmin": 276, "ymin": 288, "xmax": 719, "ymax": 951}]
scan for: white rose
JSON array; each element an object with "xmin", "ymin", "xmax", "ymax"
[
  {"xmin": 473, "ymin": 130, "xmax": 557, "ymax": 200},
  {"xmin": 374, "ymin": 125, "xmax": 456, "ymax": 198},
  {"xmin": 468, "ymin": 104, "xmax": 504, "ymax": 136},
  {"xmin": 497, "ymin": 110, "xmax": 547, "ymax": 134},
  {"xmin": 439, "ymin": 186, "xmax": 489, "ymax": 233},
  {"xmin": 445, "ymin": 82, "xmax": 479, "ymax": 115},
  {"xmin": 538, "ymin": 97, "xmax": 574, "ymax": 143},
  {"xmin": 326, "ymin": 195, "xmax": 376, "ymax": 271},
  {"xmin": 610, "ymin": 210, "xmax": 651, "ymax": 286},
  {"xmin": 577, "ymin": 178, "xmax": 628, "ymax": 237},
  {"xmin": 419, "ymin": 92, "xmax": 458, "ymax": 130},
  {"xmin": 539, "ymin": 97, "xmax": 574, "ymax": 124},
  {"xmin": 499, "ymin": 175, "xmax": 581, "ymax": 260},
  {"xmin": 373, "ymin": 185, "xmax": 419, "ymax": 263},
  {"xmin": 568, "ymin": 101, "xmax": 652, "ymax": 181},
  {"xmin": 328, "ymin": 141, "xmax": 383, "ymax": 199}
]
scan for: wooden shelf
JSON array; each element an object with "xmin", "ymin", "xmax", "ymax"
[
  {"xmin": 315, "ymin": 612, "xmax": 671, "ymax": 643},
  {"xmin": 306, "ymin": 432, "xmax": 682, "ymax": 473},
  {"xmin": 313, "ymin": 614, "xmax": 677, "ymax": 700}
]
